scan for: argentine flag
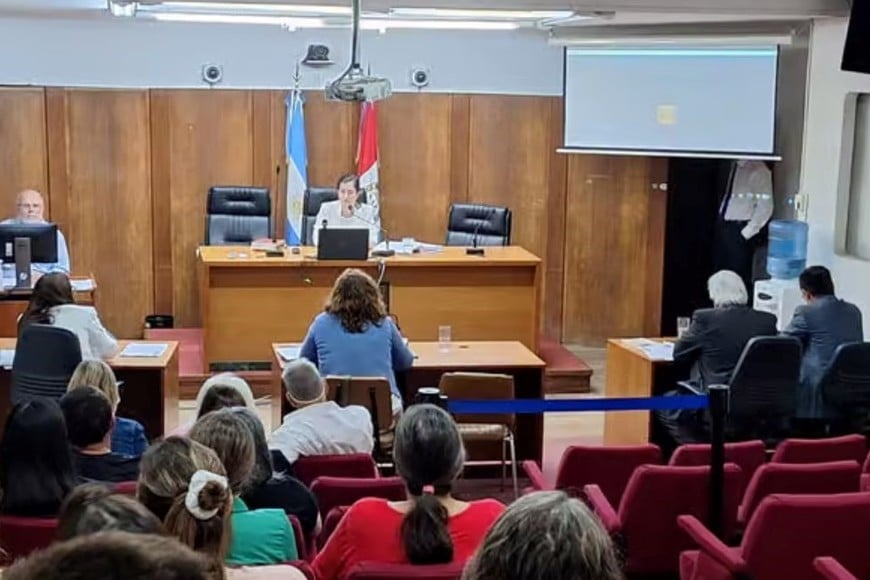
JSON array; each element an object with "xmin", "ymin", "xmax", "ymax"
[{"xmin": 285, "ymin": 90, "xmax": 306, "ymax": 246}]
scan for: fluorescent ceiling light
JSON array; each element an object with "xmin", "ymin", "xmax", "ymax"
[
  {"xmin": 148, "ymin": 2, "xmax": 351, "ymax": 15},
  {"xmin": 361, "ymin": 18, "xmax": 518, "ymax": 31},
  {"xmin": 148, "ymin": 12, "xmax": 324, "ymax": 26},
  {"xmin": 108, "ymin": 0, "xmax": 137, "ymax": 17},
  {"xmin": 389, "ymin": 8, "xmax": 574, "ymax": 20}
]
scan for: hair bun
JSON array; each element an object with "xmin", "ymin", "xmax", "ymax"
[{"xmin": 196, "ymin": 480, "xmax": 228, "ymax": 513}]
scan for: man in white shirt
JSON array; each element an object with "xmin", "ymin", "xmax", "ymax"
[
  {"xmin": 715, "ymin": 159, "xmax": 774, "ymax": 288},
  {"xmin": 312, "ymin": 174, "xmax": 380, "ymax": 247},
  {"xmin": 1, "ymin": 189, "xmax": 71, "ymax": 276},
  {"xmin": 268, "ymin": 357, "xmax": 373, "ymax": 466}
]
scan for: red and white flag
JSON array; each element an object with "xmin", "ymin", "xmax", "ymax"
[{"xmin": 357, "ymin": 100, "xmax": 382, "ymax": 229}]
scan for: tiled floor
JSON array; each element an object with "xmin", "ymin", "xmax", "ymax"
[{"xmin": 179, "ymin": 345, "xmax": 609, "ymax": 484}]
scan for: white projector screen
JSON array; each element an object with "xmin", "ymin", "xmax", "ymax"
[{"xmin": 563, "ymin": 46, "xmax": 779, "ymax": 157}]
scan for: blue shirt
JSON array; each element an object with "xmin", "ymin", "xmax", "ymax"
[
  {"xmin": 300, "ymin": 313, "xmax": 414, "ymax": 399},
  {"xmin": 110, "ymin": 416, "xmax": 148, "ymax": 458},
  {"xmin": 0, "ymin": 218, "xmax": 71, "ymax": 274}
]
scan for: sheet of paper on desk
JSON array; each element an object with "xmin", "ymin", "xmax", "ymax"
[
  {"xmin": 120, "ymin": 343, "xmax": 168, "ymax": 358},
  {"xmin": 0, "ymin": 349, "xmax": 14, "ymax": 369},
  {"xmin": 278, "ymin": 345, "xmax": 302, "ymax": 361},
  {"xmin": 71, "ymin": 279, "xmax": 96, "ymax": 292},
  {"xmin": 639, "ymin": 342, "xmax": 674, "ymax": 361}
]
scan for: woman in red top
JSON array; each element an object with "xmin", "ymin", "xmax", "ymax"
[{"xmin": 312, "ymin": 404, "xmax": 504, "ymax": 579}]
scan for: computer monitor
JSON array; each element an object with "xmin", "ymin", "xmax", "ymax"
[
  {"xmin": 0, "ymin": 223, "xmax": 59, "ymax": 288},
  {"xmin": 317, "ymin": 228, "xmax": 369, "ymax": 261}
]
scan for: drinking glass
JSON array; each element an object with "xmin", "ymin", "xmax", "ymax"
[
  {"xmin": 677, "ymin": 317, "xmax": 691, "ymax": 338},
  {"xmin": 438, "ymin": 325, "xmax": 452, "ymax": 352}
]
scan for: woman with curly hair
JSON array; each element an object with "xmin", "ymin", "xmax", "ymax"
[{"xmin": 299, "ymin": 268, "xmax": 413, "ymax": 417}]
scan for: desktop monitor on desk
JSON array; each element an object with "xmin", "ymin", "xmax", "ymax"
[
  {"xmin": 317, "ymin": 228, "xmax": 369, "ymax": 261},
  {"xmin": 0, "ymin": 223, "xmax": 58, "ymax": 288}
]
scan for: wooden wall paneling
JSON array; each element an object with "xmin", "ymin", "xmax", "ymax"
[
  {"xmin": 150, "ymin": 89, "xmax": 256, "ymax": 327},
  {"xmin": 0, "ymin": 88, "xmax": 49, "ymax": 214},
  {"xmin": 150, "ymin": 91, "xmax": 173, "ymax": 315},
  {"xmin": 46, "ymin": 89, "xmax": 154, "ymax": 338},
  {"xmin": 267, "ymin": 91, "xmax": 288, "ymax": 241},
  {"xmin": 449, "ymin": 94, "xmax": 471, "ymax": 207},
  {"xmin": 643, "ymin": 163, "xmax": 669, "ymax": 337},
  {"xmin": 561, "ymin": 155, "xmax": 668, "ymax": 345},
  {"xmin": 544, "ymin": 99, "xmax": 567, "ymax": 339},
  {"xmin": 302, "ymin": 91, "xmax": 358, "ymax": 188},
  {"xmin": 378, "ymin": 93, "xmax": 453, "ymax": 243},
  {"xmin": 467, "ymin": 95, "xmax": 555, "ymax": 264},
  {"xmin": 252, "ymin": 90, "xmax": 280, "ymax": 236}
]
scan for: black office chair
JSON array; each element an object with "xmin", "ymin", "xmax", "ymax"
[
  {"xmin": 820, "ymin": 342, "xmax": 870, "ymax": 436},
  {"xmin": 300, "ymin": 187, "xmax": 368, "ymax": 245},
  {"xmin": 445, "ymin": 203, "xmax": 512, "ymax": 247},
  {"xmin": 726, "ymin": 335, "xmax": 802, "ymax": 445},
  {"xmin": 11, "ymin": 324, "xmax": 82, "ymax": 404},
  {"xmin": 205, "ymin": 187, "xmax": 272, "ymax": 245}
]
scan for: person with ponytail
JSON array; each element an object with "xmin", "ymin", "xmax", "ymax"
[
  {"xmin": 313, "ymin": 404, "xmax": 504, "ymax": 579},
  {"xmin": 138, "ymin": 437, "xmax": 304, "ymax": 580}
]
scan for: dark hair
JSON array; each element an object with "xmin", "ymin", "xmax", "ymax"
[
  {"xmin": 799, "ymin": 265, "xmax": 835, "ymax": 297},
  {"xmin": 336, "ymin": 172, "xmax": 360, "ymax": 191},
  {"xmin": 227, "ymin": 407, "xmax": 274, "ymax": 490},
  {"xmin": 197, "ymin": 385, "xmax": 247, "ymax": 420},
  {"xmin": 394, "ymin": 404, "xmax": 465, "ymax": 565},
  {"xmin": 189, "ymin": 409, "xmax": 256, "ymax": 495},
  {"xmin": 325, "ymin": 268, "xmax": 387, "ymax": 333},
  {"xmin": 60, "ymin": 387, "xmax": 114, "ymax": 449},
  {"xmin": 0, "ymin": 399, "xmax": 76, "ymax": 516},
  {"xmin": 462, "ymin": 491, "xmax": 624, "ymax": 580},
  {"xmin": 3, "ymin": 531, "xmax": 221, "ymax": 580},
  {"xmin": 18, "ymin": 272, "xmax": 75, "ymax": 333},
  {"xmin": 57, "ymin": 484, "xmax": 165, "ymax": 541}
]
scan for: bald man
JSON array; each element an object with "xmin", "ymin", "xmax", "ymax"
[{"xmin": 1, "ymin": 190, "xmax": 70, "ymax": 275}]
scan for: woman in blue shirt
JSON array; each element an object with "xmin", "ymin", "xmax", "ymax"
[{"xmin": 300, "ymin": 268, "xmax": 414, "ymax": 417}]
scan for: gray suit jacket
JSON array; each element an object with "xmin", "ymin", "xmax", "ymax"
[
  {"xmin": 784, "ymin": 296, "xmax": 864, "ymax": 418},
  {"xmin": 674, "ymin": 305, "xmax": 778, "ymax": 392}
]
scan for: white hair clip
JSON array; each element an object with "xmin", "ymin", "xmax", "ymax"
[{"xmin": 184, "ymin": 469, "xmax": 228, "ymax": 521}]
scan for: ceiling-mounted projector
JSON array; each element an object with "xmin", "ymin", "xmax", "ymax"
[{"xmin": 325, "ymin": 0, "xmax": 391, "ymax": 102}]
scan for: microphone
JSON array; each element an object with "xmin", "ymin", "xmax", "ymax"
[
  {"xmin": 466, "ymin": 209, "xmax": 494, "ymax": 256},
  {"xmin": 349, "ymin": 207, "xmax": 395, "ymax": 258}
]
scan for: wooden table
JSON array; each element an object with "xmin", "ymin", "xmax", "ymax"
[
  {"xmin": 271, "ymin": 340, "xmax": 546, "ymax": 462},
  {"xmin": 0, "ymin": 276, "xmax": 96, "ymax": 337},
  {"xmin": 603, "ymin": 338, "xmax": 679, "ymax": 445},
  {"xmin": 200, "ymin": 246, "xmax": 541, "ymax": 370},
  {"xmin": 0, "ymin": 339, "xmax": 179, "ymax": 440}
]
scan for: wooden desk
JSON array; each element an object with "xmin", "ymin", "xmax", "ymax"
[
  {"xmin": 200, "ymin": 246, "xmax": 541, "ymax": 370},
  {"xmin": 603, "ymin": 338, "xmax": 675, "ymax": 445},
  {"xmin": 0, "ymin": 339, "xmax": 179, "ymax": 440},
  {"xmin": 0, "ymin": 276, "xmax": 96, "ymax": 337},
  {"xmin": 270, "ymin": 340, "xmax": 546, "ymax": 463}
]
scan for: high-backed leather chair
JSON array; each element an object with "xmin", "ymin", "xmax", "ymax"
[
  {"xmin": 301, "ymin": 187, "xmax": 367, "ymax": 245},
  {"xmin": 445, "ymin": 203, "xmax": 512, "ymax": 247},
  {"xmin": 205, "ymin": 187, "xmax": 271, "ymax": 245},
  {"xmin": 11, "ymin": 324, "xmax": 82, "ymax": 404},
  {"xmin": 820, "ymin": 342, "xmax": 870, "ymax": 433}
]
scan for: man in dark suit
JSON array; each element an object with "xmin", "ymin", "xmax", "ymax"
[
  {"xmin": 655, "ymin": 270, "xmax": 777, "ymax": 451},
  {"xmin": 784, "ymin": 266, "xmax": 864, "ymax": 418}
]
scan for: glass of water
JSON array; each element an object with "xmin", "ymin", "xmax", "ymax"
[
  {"xmin": 438, "ymin": 325, "xmax": 452, "ymax": 352},
  {"xmin": 677, "ymin": 317, "xmax": 691, "ymax": 338}
]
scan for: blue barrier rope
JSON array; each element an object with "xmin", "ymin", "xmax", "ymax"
[{"xmin": 447, "ymin": 395, "xmax": 708, "ymax": 414}]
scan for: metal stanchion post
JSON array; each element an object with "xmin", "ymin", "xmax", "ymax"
[{"xmin": 707, "ymin": 384, "xmax": 729, "ymax": 539}]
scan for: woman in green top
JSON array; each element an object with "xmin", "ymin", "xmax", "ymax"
[{"xmin": 190, "ymin": 409, "xmax": 297, "ymax": 566}]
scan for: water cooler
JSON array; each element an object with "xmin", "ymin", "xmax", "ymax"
[{"xmin": 753, "ymin": 220, "xmax": 808, "ymax": 330}]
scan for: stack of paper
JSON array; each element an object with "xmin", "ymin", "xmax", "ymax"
[
  {"xmin": 0, "ymin": 349, "xmax": 14, "ymax": 369},
  {"xmin": 639, "ymin": 341, "xmax": 675, "ymax": 361},
  {"xmin": 71, "ymin": 278, "xmax": 96, "ymax": 292},
  {"xmin": 277, "ymin": 344, "xmax": 302, "ymax": 361},
  {"xmin": 120, "ymin": 343, "xmax": 168, "ymax": 358}
]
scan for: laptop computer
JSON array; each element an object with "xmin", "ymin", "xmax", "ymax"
[{"xmin": 317, "ymin": 228, "xmax": 370, "ymax": 260}]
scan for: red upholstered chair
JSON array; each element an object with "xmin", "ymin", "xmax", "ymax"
[
  {"xmin": 522, "ymin": 444, "xmax": 662, "ymax": 506},
  {"xmin": 0, "ymin": 515, "xmax": 58, "ymax": 563},
  {"xmin": 670, "ymin": 440, "xmax": 766, "ymax": 496},
  {"xmin": 814, "ymin": 557, "xmax": 860, "ymax": 580},
  {"xmin": 318, "ymin": 506, "xmax": 349, "ymax": 550},
  {"xmin": 584, "ymin": 464, "xmax": 742, "ymax": 576},
  {"xmin": 737, "ymin": 460, "xmax": 861, "ymax": 525},
  {"xmin": 310, "ymin": 476, "xmax": 406, "ymax": 520},
  {"xmin": 293, "ymin": 454, "xmax": 379, "ymax": 487},
  {"xmin": 770, "ymin": 434, "xmax": 867, "ymax": 464},
  {"xmin": 678, "ymin": 493, "xmax": 870, "ymax": 580},
  {"xmin": 346, "ymin": 562, "xmax": 465, "ymax": 579},
  {"xmin": 861, "ymin": 473, "xmax": 870, "ymax": 492},
  {"xmin": 288, "ymin": 514, "xmax": 316, "ymax": 562},
  {"xmin": 112, "ymin": 481, "xmax": 138, "ymax": 496}
]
